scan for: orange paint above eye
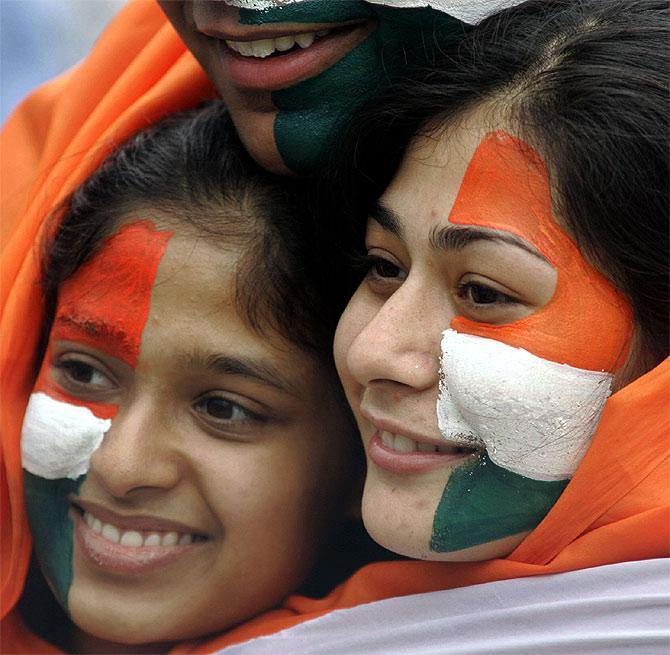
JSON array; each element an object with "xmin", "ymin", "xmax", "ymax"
[
  {"xmin": 34, "ymin": 220, "xmax": 174, "ymax": 419},
  {"xmin": 448, "ymin": 131, "xmax": 632, "ymax": 372}
]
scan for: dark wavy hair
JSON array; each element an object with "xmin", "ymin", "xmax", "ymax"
[
  {"xmin": 337, "ymin": 0, "xmax": 669, "ymax": 366},
  {"xmin": 39, "ymin": 101, "xmax": 354, "ymax": 364}
]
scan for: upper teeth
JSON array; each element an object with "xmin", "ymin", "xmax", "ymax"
[
  {"xmin": 226, "ymin": 30, "xmax": 329, "ymax": 58},
  {"xmin": 379, "ymin": 430, "xmax": 473, "ymax": 454},
  {"xmin": 83, "ymin": 511, "xmax": 195, "ymax": 548}
]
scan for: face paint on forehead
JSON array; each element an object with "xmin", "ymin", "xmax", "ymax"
[
  {"xmin": 51, "ymin": 220, "xmax": 174, "ymax": 368},
  {"xmin": 21, "ymin": 219, "xmax": 173, "ymax": 611},
  {"xmin": 237, "ymin": 1, "xmax": 461, "ymax": 173}
]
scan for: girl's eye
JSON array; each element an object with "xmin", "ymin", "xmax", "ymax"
[
  {"xmin": 193, "ymin": 395, "xmax": 263, "ymax": 427},
  {"xmin": 364, "ymin": 255, "xmax": 407, "ymax": 283},
  {"xmin": 458, "ymin": 282, "xmax": 516, "ymax": 306},
  {"xmin": 54, "ymin": 358, "xmax": 114, "ymax": 390},
  {"xmin": 371, "ymin": 257, "xmax": 402, "ymax": 279}
]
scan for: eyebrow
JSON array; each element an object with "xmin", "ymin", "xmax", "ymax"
[
  {"xmin": 180, "ymin": 350, "xmax": 300, "ymax": 397},
  {"xmin": 370, "ymin": 201, "xmax": 547, "ymax": 262},
  {"xmin": 54, "ymin": 314, "xmax": 132, "ymax": 343}
]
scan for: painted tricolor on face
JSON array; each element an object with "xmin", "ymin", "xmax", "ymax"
[
  {"xmin": 21, "ymin": 220, "xmax": 173, "ymax": 608},
  {"xmin": 431, "ymin": 132, "xmax": 633, "ymax": 553}
]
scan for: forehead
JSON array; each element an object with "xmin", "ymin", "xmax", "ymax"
[
  {"xmin": 53, "ymin": 218, "xmax": 322, "ymax": 388},
  {"xmin": 381, "ymin": 116, "xmax": 556, "ymax": 251}
]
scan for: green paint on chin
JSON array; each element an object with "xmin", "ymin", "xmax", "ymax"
[
  {"xmin": 24, "ymin": 471, "xmax": 83, "ymax": 612},
  {"xmin": 242, "ymin": 4, "xmax": 464, "ymax": 173},
  {"xmin": 430, "ymin": 454, "xmax": 569, "ymax": 553}
]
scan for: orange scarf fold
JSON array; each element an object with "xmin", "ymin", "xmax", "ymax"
[{"xmin": 2, "ymin": 1, "xmax": 667, "ymax": 652}]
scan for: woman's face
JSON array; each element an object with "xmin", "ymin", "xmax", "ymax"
[
  {"xmin": 334, "ymin": 113, "xmax": 634, "ymax": 561},
  {"xmin": 159, "ymin": 0, "xmax": 461, "ymax": 174},
  {"xmin": 21, "ymin": 218, "xmax": 354, "ymax": 647}
]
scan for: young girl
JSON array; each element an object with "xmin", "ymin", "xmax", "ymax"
[{"xmin": 8, "ymin": 101, "xmax": 363, "ymax": 653}]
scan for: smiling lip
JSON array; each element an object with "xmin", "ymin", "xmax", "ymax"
[
  {"xmin": 212, "ymin": 21, "xmax": 375, "ymax": 91},
  {"xmin": 70, "ymin": 499, "xmax": 209, "ymax": 576},
  {"xmin": 367, "ymin": 429, "xmax": 478, "ymax": 474}
]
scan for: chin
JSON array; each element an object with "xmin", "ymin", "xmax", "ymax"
[
  {"xmin": 227, "ymin": 108, "xmax": 293, "ymax": 175},
  {"xmin": 361, "ymin": 488, "xmax": 529, "ymax": 562}
]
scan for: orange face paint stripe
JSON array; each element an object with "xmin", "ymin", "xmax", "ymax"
[
  {"xmin": 33, "ymin": 220, "xmax": 174, "ymax": 419},
  {"xmin": 448, "ymin": 131, "xmax": 633, "ymax": 373}
]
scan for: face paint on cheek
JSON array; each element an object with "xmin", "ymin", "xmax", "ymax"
[
  {"xmin": 438, "ymin": 330, "xmax": 613, "ymax": 481},
  {"xmin": 427, "ymin": 132, "xmax": 633, "ymax": 553},
  {"xmin": 239, "ymin": 3, "xmax": 462, "ymax": 173},
  {"xmin": 430, "ymin": 454, "xmax": 568, "ymax": 553},
  {"xmin": 21, "ymin": 220, "xmax": 173, "ymax": 610}
]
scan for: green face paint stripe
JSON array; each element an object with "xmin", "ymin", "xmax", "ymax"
[
  {"xmin": 430, "ymin": 454, "xmax": 569, "ymax": 552},
  {"xmin": 242, "ymin": 3, "xmax": 462, "ymax": 173},
  {"xmin": 239, "ymin": 2, "xmax": 374, "ymax": 25},
  {"xmin": 24, "ymin": 472, "xmax": 83, "ymax": 612}
]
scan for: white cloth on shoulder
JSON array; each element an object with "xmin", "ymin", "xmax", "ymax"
[{"xmin": 217, "ymin": 558, "xmax": 670, "ymax": 655}]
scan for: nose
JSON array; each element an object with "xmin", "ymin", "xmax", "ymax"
[
  {"xmin": 345, "ymin": 277, "xmax": 450, "ymax": 391},
  {"xmin": 88, "ymin": 397, "xmax": 182, "ymax": 499}
]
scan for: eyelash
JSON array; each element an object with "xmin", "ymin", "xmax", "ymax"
[
  {"xmin": 456, "ymin": 281, "xmax": 518, "ymax": 307},
  {"xmin": 356, "ymin": 254, "xmax": 406, "ymax": 283},
  {"xmin": 53, "ymin": 357, "xmax": 115, "ymax": 390},
  {"xmin": 193, "ymin": 395, "xmax": 265, "ymax": 428}
]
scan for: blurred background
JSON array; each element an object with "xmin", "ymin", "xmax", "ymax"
[{"xmin": 1, "ymin": 0, "xmax": 126, "ymax": 124}]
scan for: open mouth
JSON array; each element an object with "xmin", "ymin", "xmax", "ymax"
[
  {"xmin": 378, "ymin": 430, "xmax": 480, "ymax": 456},
  {"xmin": 70, "ymin": 501, "xmax": 209, "ymax": 549},
  {"xmin": 216, "ymin": 20, "xmax": 375, "ymax": 90},
  {"xmin": 225, "ymin": 27, "xmax": 335, "ymax": 58}
]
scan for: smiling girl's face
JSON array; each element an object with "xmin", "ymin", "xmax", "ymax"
[
  {"xmin": 22, "ymin": 217, "xmax": 353, "ymax": 648},
  {"xmin": 334, "ymin": 110, "xmax": 635, "ymax": 561}
]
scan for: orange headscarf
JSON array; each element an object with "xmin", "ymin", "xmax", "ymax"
[{"xmin": 2, "ymin": 1, "xmax": 668, "ymax": 653}]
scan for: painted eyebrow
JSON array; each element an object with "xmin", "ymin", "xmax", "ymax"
[
  {"xmin": 180, "ymin": 351, "xmax": 300, "ymax": 397},
  {"xmin": 54, "ymin": 314, "xmax": 131, "ymax": 342},
  {"xmin": 370, "ymin": 201, "xmax": 546, "ymax": 262}
]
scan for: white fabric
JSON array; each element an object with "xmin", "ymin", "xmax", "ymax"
[
  {"xmin": 216, "ymin": 559, "xmax": 670, "ymax": 654},
  {"xmin": 222, "ymin": 0, "xmax": 527, "ymax": 25},
  {"xmin": 437, "ymin": 330, "xmax": 612, "ymax": 481},
  {"xmin": 21, "ymin": 392, "xmax": 110, "ymax": 480}
]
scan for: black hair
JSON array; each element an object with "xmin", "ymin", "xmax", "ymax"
[
  {"xmin": 40, "ymin": 101, "xmax": 355, "ymax": 364},
  {"xmin": 338, "ymin": 0, "xmax": 669, "ymax": 365}
]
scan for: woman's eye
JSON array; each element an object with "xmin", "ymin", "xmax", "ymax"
[
  {"xmin": 365, "ymin": 255, "xmax": 407, "ymax": 282},
  {"xmin": 194, "ymin": 396, "xmax": 262, "ymax": 426},
  {"xmin": 457, "ymin": 282, "xmax": 517, "ymax": 307},
  {"xmin": 54, "ymin": 359, "xmax": 114, "ymax": 389}
]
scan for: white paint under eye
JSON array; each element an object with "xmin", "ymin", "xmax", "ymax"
[
  {"xmin": 21, "ymin": 392, "xmax": 111, "ymax": 480},
  {"xmin": 223, "ymin": 0, "xmax": 527, "ymax": 25},
  {"xmin": 436, "ymin": 329, "xmax": 612, "ymax": 481}
]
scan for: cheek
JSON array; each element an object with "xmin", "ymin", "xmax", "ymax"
[
  {"xmin": 438, "ymin": 330, "xmax": 612, "ymax": 481},
  {"xmin": 333, "ymin": 296, "xmax": 369, "ymax": 388},
  {"xmin": 429, "ymin": 455, "xmax": 568, "ymax": 555}
]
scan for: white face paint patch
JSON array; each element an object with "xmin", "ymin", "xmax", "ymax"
[
  {"xmin": 367, "ymin": 0, "xmax": 527, "ymax": 24},
  {"xmin": 437, "ymin": 329, "xmax": 612, "ymax": 481},
  {"xmin": 223, "ymin": 0, "xmax": 527, "ymax": 25},
  {"xmin": 21, "ymin": 392, "xmax": 111, "ymax": 480}
]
